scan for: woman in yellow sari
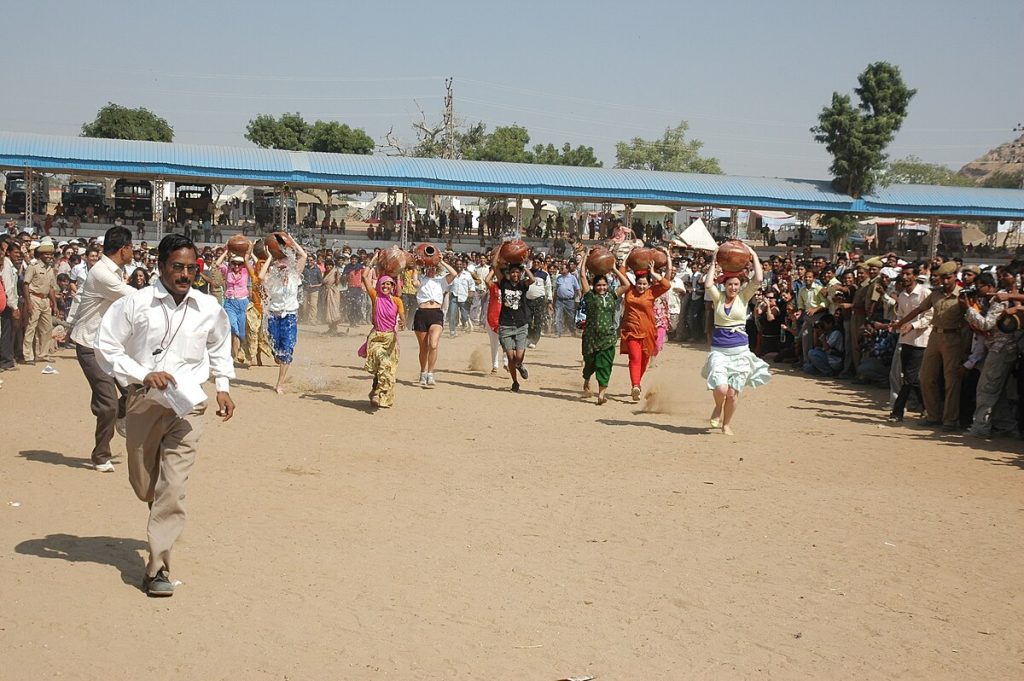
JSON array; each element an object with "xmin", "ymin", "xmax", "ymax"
[{"xmin": 360, "ymin": 255, "xmax": 406, "ymax": 408}]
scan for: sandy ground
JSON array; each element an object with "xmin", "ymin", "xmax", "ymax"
[{"xmin": 2, "ymin": 325, "xmax": 1023, "ymax": 680}]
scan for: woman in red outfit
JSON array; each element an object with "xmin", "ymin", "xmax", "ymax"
[{"xmin": 616, "ymin": 249, "xmax": 673, "ymax": 401}]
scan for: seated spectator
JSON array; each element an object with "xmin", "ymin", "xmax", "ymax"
[{"xmin": 806, "ymin": 313, "xmax": 844, "ymax": 376}]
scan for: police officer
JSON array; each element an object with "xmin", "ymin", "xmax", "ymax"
[
  {"xmin": 22, "ymin": 240, "xmax": 58, "ymax": 363},
  {"xmin": 893, "ymin": 261, "xmax": 966, "ymax": 431}
]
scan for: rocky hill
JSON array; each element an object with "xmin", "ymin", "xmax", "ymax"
[{"xmin": 958, "ymin": 133, "xmax": 1024, "ymax": 185}]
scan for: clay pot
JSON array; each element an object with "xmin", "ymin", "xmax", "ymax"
[
  {"xmin": 414, "ymin": 242, "xmax": 441, "ymax": 267},
  {"xmin": 586, "ymin": 246, "xmax": 616, "ymax": 276},
  {"xmin": 498, "ymin": 239, "xmax": 530, "ymax": 265},
  {"xmin": 265, "ymin": 231, "xmax": 296, "ymax": 260},
  {"xmin": 253, "ymin": 240, "xmax": 269, "ymax": 261},
  {"xmin": 716, "ymin": 240, "xmax": 751, "ymax": 273},
  {"xmin": 377, "ymin": 245, "xmax": 411, "ymax": 276},
  {"xmin": 227, "ymin": 234, "xmax": 250, "ymax": 257},
  {"xmin": 626, "ymin": 247, "xmax": 659, "ymax": 272}
]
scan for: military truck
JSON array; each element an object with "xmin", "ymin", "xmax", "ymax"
[
  {"xmin": 254, "ymin": 189, "xmax": 296, "ymax": 230},
  {"xmin": 175, "ymin": 183, "xmax": 213, "ymax": 224},
  {"xmin": 112, "ymin": 179, "xmax": 153, "ymax": 221},
  {"xmin": 62, "ymin": 181, "xmax": 108, "ymax": 218},
  {"xmin": 4, "ymin": 171, "xmax": 50, "ymax": 214}
]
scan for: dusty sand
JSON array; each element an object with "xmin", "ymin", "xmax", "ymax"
[{"xmin": 2, "ymin": 326, "xmax": 1023, "ymax": 680}]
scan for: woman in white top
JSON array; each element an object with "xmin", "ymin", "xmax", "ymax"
[
  {"xmin": 413, "ymin": 257, "xmax": 457, "ymax": 386},
  {"xmin": 259, "ymin": 241, "xmax": 307, "ymax": 394}
]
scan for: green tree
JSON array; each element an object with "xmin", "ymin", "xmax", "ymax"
[
  {"xmin": 244, "ymin": 113, "xmax": 309, "ymax": 151},
  {"xmin": 307, "ymin": 121, "xmax": 375, "ymax": 155},
  {"xmin": 462, "ymin": 124, "xmax": 533, "ymax": 163},
  {"xmin": 811, "ymin": 62, "xmax": 917, "ymax": 197},
  {"xmin": 531, "ymin": 142, "xmax": 602, "ymax": 167},
  {"xmin": 883, "ymin": 156, "xmax": 976, "ymax": 187},
  {"xmin": 614, "ymin": 121, "xmax": 722, "ymax": 174},
  {"xmin": 81, "ymin": 103, "xmax": 173, "ymax": 142},
  {"xmin": 820, "ymin": 212, "xmax": 860, "ymax": 256}
]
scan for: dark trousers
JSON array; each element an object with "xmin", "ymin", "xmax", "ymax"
[
  {"xmin": 0, "ymin": 307, "xmax": 15, "ymax": 367},
  {"xmin": 526, "ymin": 297, "xmax": 547, "ymax": 345},
  {"xmin": 76, "ymin": 344, "xmax": 126, "ymax": 465},
  {"xmin": 891, "ymin": 344, "xmax": 924, "ymax": 418}
]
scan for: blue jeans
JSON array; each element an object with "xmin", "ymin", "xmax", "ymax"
[
  {"xmin": 807, "ymin": 348, "xmax": 841, "ymax": 376},
  {"xmin": 554, "ymin": 298, "xmax": 577, "ymax": 336},
  {"xmin": 448, "ymin": 298, "xmax": 471, "ymax": 333}
]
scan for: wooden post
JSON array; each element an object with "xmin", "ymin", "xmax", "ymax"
[{"xmin": 927, "ymin": 216, "xmax": 940, "ymax": 256}]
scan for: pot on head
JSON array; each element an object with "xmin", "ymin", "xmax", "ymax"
[
  {"xmin": 498, "ymin": 239, "xmax": 530, "ymax": 265},
  {"xmin": 586, "ymin": 246, "xmax": 616, "ymax": 276},
  {"xmin": 716, "ymin": 240, "xmax": 751, "ymax": 273},
  {"xmin": 377, "ymin": 245, "xmax": 411, "ymax": 276},
  {"xmin": 265, "ymin": 231, "xmax": 296, "ymax": 260},
  {"xmin": 413, "ymin": 242, "xmax": 441, "ymax": 267},
  {"xmin": 626, "ymin": 247, "xmax": 656, "ymax": 272},
  {"xmin": 227, "ymin": 234, "xmax": 250, "ymax": 257}
]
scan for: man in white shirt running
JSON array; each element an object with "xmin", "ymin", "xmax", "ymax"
[
  {"xmin": 96, "ymin": 233, "xmax": 235, "ymax": 597},
  {"xmin": 70, "ymin": 227, "xmax": 134, "ymax": 472}
]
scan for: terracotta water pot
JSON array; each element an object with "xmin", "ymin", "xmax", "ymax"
[
  {"xmin": 626, "ymin": 247, "xmax": 656, "ymax": 272},
  {"xmin": 377, "ymin": 245, "xmax": 411, "ymax": 276},
  {"xmin": 586, "ymin": 246, "xmax": 616, "ymax": 276},
  {"xmin": 498, "ymin": 239, "xmax": 530, "ymax": 265},
  {"xmin": 265, "ymin": 231, "xmax": 296, "ymax": 260},
  {"xmin": 253, "ymin": 240, "xmax": 269, "ymax": 261},
  {"xmin": 414, "ymin": 242, "xmax": 441, "ymax": 267},
  {"xmin": 716, "ymin": 240, "xmax": 751, "ymax": 273},
  {"xmin": 227, "ymin": 234, "xmax": 250, "ymax": 257}
]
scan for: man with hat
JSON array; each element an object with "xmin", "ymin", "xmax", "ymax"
[
  {"xmin": 21, "ymin": 240, "xmax": 59, "ymax": 363},
  {"xmin": 960, "ymin": 264, "xmax": 980, "ymax": 288},
  {"xmin": 893, "ymin": 261, "xmax": 967, "ymax": 431}
]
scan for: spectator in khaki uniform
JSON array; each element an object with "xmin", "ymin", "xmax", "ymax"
[
  {"xmin": 894, "ymin": 261, "xmax": 966, "ymax": 432},
  {"xmin": 22, "ymin": 241, "xmax": 59, "ymax": 363}
]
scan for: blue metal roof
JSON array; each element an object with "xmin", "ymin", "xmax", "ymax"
[{"xmin": 1, "ymin": 130, "xmax": 1021, "ymax": 219}]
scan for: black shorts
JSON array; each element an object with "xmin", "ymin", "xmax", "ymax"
[{"xmin": 413, "ymin": 307, "xmax": 444, "ymax": 332}]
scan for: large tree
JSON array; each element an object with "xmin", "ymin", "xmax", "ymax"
[
  {"xmin": 614, "ymin": 121, "xmax": 721, "ymax": 174},
  {"xmin": 811, "ymin": 62, "xmax": 916, "ymax": 197},
  {"xmin": 531, "ymin": 142, "xmax": 602, "ymax": 167},
  {"xmin": 245, "ymin": 113, "xmax": 374, "ymax": 155},
  {"xmin": 81, "ymin": 103, "xmax": 173, "ymax": 142},
  {"xmin": 883, "ymin": 155, "xmax": 976, "ymax": 187}
]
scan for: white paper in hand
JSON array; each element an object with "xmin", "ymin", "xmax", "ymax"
[{"xmin": 152, "ymin": 379, "xmax": 208, "ymax": 417}]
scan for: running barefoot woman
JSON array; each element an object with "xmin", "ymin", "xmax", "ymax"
[
  {"xmin": 701, "ymin": 243, "xmax": 770, "ymax": 435},
  {"xmin": 616, "ymin": 247, "xmax": 673, "ymax": 402},
  {"xmin": 412, "ymin": 254, "xmax": 457, "ymax": 387},
  {"xmin": 579, "ymin": 249, "xmax": 621, "ymax": 405},
  {"xmin": 361, "ymin": 252, "xmax": 405, "ymax": 408}
]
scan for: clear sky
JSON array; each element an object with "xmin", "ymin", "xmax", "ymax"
[{"xmin": 3, "ymin": 0, "xmax": 1022, "ymax": 180}]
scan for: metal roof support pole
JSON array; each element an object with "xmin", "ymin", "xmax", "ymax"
[
  {"xmin": 625, "ymin": 202, "xmax": 635, "ymax": 234},
  {"xmin": 279, "ymin": 186, "xmax": 287, "ymax": 232},
  {"xmin": 927, "ymin": 216, "xmax": 940, "ymax": 256},
  {"xmin": 153, "ymin": 177, "xmax": 165, "ymax": 243},
  {"xmin": 515, "ymin": 196, "xmax": 523, "ymax": 235},
  {"xmin": 23, "ymin": 166, "xmax": 32, "ymax": 232},
  {"xmin": 400, "ymin": 193, "xmax": 409, "ymax": 250}
]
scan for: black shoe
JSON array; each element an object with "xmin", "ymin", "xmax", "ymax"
[
  {"xmin": 517, "ymin": 364, "xmax": 529, "ymax": 380},
  {"xmin": 142, "ymin": 570, "xmax": 174, "ymax": 597},
  {"xmin": 511, "ymin": 382, "xmax": 521, "ymax": 393},
  {"xmin": 886, "ymin": 413, "xmax": 903, "ymax": 423}
]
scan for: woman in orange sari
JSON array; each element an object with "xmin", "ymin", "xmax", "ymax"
[{"xmin": 616, "ymin": 248, "xmax": 673, "ymax": 401}]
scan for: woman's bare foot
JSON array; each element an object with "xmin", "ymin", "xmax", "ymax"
[
  {"xmin": 275, "ymin": 386, "xmax": 285, "ymax": 395},
  {"xmin": 583, "ymin": 381, "xmax": 593, "ymax": 398},
  {"xmin": 631, "ymin": 386, "xmax": 641, "ymax": 402},
  {"xmin": 721, "ymin": 425, "xmax": 734, "ymax": 436},
  {"xmin": 597, "ymin": 388, "xmax": 607, "ymax": 405},
  {"xmin": 710, "ymin": 416, "xmax": 721, "ymax": 428}
]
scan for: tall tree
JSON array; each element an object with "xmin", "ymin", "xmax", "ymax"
[
  {"xmin": 614, "ymin": 121, "xmax": 721, "ymax": 173},
  {"xmin": 531, "ymin": 142, "xmax": 602, "ymax": 167},
  {"xmin": 811, "ymin": 62, "xmax": 916, "ymax": 197},
  {"xmin": 307, "ymin": 121, "xmax": 375, "ymax": 155},
  {"xmin": 883, "ymin": 156, "xmax": 976, "ymax": 187},
  {"xmin": 819, "ymin": 212, "xmax": 860, "ymax": 257},
  {"xmin": 81, "ymin": 103, "xmax": 173, "ymax": 142},
  {"xmin": 244, "ymin": 113, "xmax": 309, "ymax": 151},
  {"xmin": 462, "ymin": 124, "xmax": 533, "ymax": 163}
]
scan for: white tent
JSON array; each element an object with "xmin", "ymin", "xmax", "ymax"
[{"xmin": 672, "ymin": 218, "xmax": 718, "ymax": 251}]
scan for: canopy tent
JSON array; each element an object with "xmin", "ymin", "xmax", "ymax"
[
  {"xmin": 609, "ymin": 203, "xmax": 676, "ymax": 215},
  {"xmin": 671, "ymin": 218, "xmax": 718, "ymax": 251}
]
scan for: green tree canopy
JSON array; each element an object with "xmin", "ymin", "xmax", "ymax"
[
  {"xmin": 811, "ymin": 62, "xmax": 917, "ymax": 197},
  {"xmin": 244, "ymin": 113, "xmax": 373, "ymax": 154},
  {"xmin": 462, "ymin": 124, "xmax": 533, "ymax": 163},
  {"xmin": 531, "ymin": 142, "xmax": 602, "ymax": 167},
  {"xmin": 883, "ymin": 156, "xmax": 976, "ymax": 187},
  {"xmin": 81, "ymin": 103, "xmax": 173, "ymax": 142},
  {"xmin": 614, "ymin": 121, "xmax": 722, "ymax": 174}
]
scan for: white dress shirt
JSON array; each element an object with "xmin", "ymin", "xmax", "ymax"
[
  {"xmin": 450, "ymin": 270, "xmax": 474, "ymax": 302},
  {"xmin": 894, "ymin": 283, "xmax": 932, "ymax": 348},
  {"xmin": 70, "ymin": 255, "xmax": 132, "ymax": 348},
  {"xmin": 95, "ymin": 279, "xmax": 234, "ymax": 394},
  {"xmin": 69, "ymin": 261, "xmax": 89, "ymax": 284},
  {"xmin": 1, "ymin": 257, "xmax": 19, "ymax": 310}
]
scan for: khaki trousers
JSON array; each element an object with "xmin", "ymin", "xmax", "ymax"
[
  {"xmin": 22, "ymin": 295, "xmax": 52, "ymax": 362},
  {"xmin": 301, "ymin": 289, "xmax": 319, "ymax": 324},
  {"xmin": 76, "ymin": 345, "xmax": 126, "ymax": 464},
  {"xmin": 920, "ymin": 333, "xmax": 963, "ymax": 427},
  {"xmin": 125, "ymin": 389, "xmax": 206, "ymax": 577}
]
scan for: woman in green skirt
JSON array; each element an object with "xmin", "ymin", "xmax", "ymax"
[{"xmin": 579, "ymin": 250, "xmax": 626, "ymax": 405}]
